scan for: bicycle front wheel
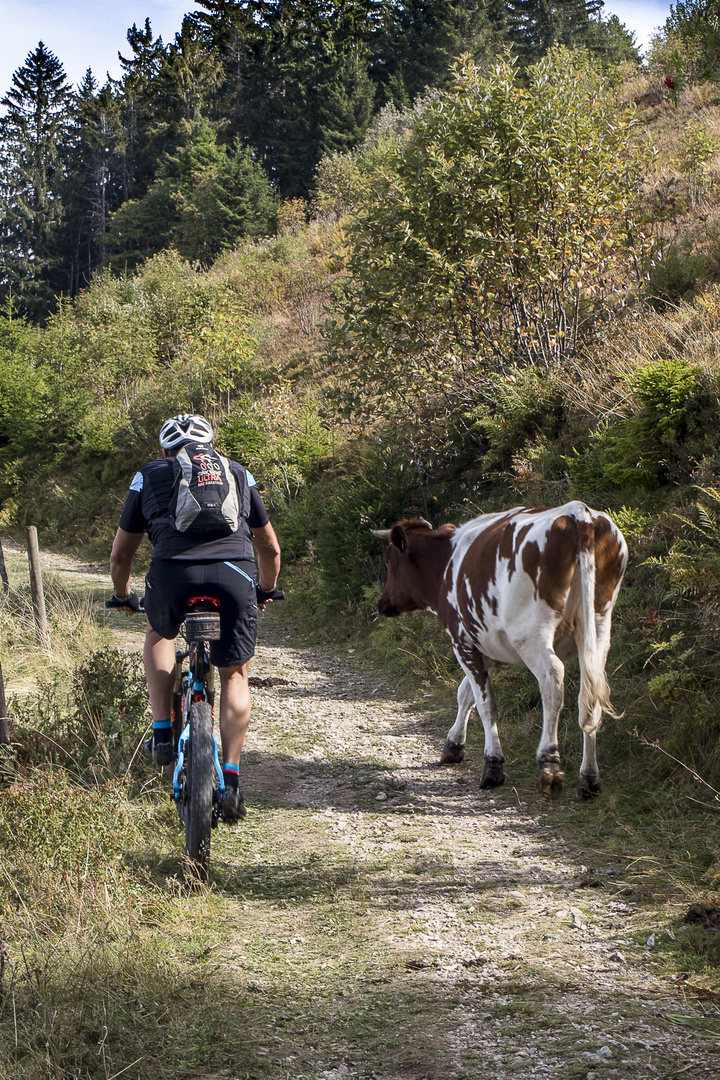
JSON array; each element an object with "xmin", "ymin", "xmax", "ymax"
[{"xmin": 185, "ymin": 700, "xmax": 214, "ymax": 887}]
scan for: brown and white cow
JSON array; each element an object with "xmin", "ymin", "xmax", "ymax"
[{"xmin": 372, "ymin": 502, "xmax": 628, "ymax": 799}]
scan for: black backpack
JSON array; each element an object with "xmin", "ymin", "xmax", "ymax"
[{"xmin": 168, "ymin": 442, "xmax": 248, "ymax": 536}]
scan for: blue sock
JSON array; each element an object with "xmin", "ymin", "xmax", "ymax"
[
  {"xmin": 153, "ymin": 719, "xmax": 172, "ymax": 745},
  {"xmin": 223, "ymin": 762, "xmax": 239, "ymax": 789}
]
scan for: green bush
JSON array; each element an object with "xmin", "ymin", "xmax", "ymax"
[
  {"xmin": 647, "ymin": 239, "xmax": 709, "ymax": 305},
  {"xmin": 566, "ymin": 357, "xmax": 717, "ymax": 490},
  {"xmin": 12, "ymin": 647, "xmax": 148, "ymax": 780},
  {"xmin": 283, "ymin": 443, "xmax": 425, "ymax": 615}
]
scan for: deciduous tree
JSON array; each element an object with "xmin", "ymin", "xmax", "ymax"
[{"xmin": 331, "ymin": 49, "xmax": 650, "ymax": 416}]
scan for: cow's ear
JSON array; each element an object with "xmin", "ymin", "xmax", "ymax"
[{"xmin": 390, "ymin": 524, "xmax": 407, "ymax": 553}]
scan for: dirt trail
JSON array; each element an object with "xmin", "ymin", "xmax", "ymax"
[
  {"xmin": 5, "ymin": 541, "xmax": 719, "ymax": 1078},
  {"xmin": 235, "ymin": 618, "xmax": 720, "ymax": 1079}
]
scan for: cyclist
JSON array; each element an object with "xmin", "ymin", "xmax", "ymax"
[{"xmin": 109, "ymin": 413, "xmax": 281, "ymax": 822}]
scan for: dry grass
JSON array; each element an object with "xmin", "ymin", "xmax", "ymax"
[{"xmin": 1, "ymin": 574, "xmax": 110, "ymax": 696}]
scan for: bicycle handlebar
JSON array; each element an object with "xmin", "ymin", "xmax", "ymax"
[
  {"xmin": 256, "ymin": 585, "xmax": 285, "ymax": 605},
  {"xmin": 105, "ymin": 585, "xmax": 284, "ymax": 611}
]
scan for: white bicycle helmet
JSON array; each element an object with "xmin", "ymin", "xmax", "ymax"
[{"xmin": 159, "ymin": 414, "xmax": 214, "ymax": 449}]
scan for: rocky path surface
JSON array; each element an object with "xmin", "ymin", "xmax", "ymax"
[
  {"xmin": 233, "ymin": 613, "xmax": 720, "ymax": 1080},
  {"xmin": 4, "ymin": 540, "xmax": 719, "ymax": 1078}
]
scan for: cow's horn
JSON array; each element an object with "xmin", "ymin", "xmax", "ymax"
[{"xmin": 370, "ymin": 528, "xmax": 392, "ymax": 540}]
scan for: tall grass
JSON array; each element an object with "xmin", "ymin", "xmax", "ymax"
[{"xmin": 0, "ymin": 573, "xmax": 110, "ymax": 692}]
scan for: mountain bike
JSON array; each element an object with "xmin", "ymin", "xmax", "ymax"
[
  {"xmin": 106, "ymin": 586, "xmax": 283, "ymax": 887},
  {"xmin": 171, "ymin": 595, "xmax": 224, "ymax": 886}
]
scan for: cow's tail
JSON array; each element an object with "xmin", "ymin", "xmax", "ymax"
[{"xmin": 576, "ymin": 511, "xmax": 619, "ymax": 733}]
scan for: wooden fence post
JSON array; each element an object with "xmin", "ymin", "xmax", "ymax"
[
  {"xmin": 0, "ymin": 540, "xmax": 11, "ymax": 752},
  {"xmin": 0, "ymin": 538, "xmax": 9, "ymax": 595},
  {"xmin": 25, "ymin": 526, "xmax": 48, "ymax": 646},
  {"xmin": 0, "ymin": 657, "xmax": 9, "ymax": 745}
]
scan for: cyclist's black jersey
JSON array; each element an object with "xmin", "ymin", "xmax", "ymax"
[{"xmin": 118, "ymin": 457, "xmax": 269, "ymax": 561}]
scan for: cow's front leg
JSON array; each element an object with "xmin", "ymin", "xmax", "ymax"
[
  {"xmin": 440, "ymin": 676, "xmax": 473, "ymax": 763},
  {"xmin": 453, "ymin": 647, "xmax": 506, "ymax": 788}
]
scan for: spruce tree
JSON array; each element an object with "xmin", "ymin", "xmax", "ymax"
[
  {"xmin": 62, "ymin": 72, "xmax": 125, "ymax": 292},
  {"xmin": 190, "ymin": 0, "xmax": 380, "ymax": 196},
  {"xmin": 316, "ymin": 44, "xmax": 376, "ymax": 157},
  {"xmin": 106, "ymin": 118, "xmax": 276, "ymax": 265},
  {"xmin": 115, "ymin": 19, "xmax": 169, "ymax": 200},
  {"xmin": 155, "ymin": 16, "xmax": 224, "ymax": 128},
  {"xmin": 0, "ymin": 43, "xmax": 72, "ymax": 321},
  {"xmin": 186, "ymin": 0, "xmax": 263, "ymax": 133},
  {"xmin": 507, "ymin": 0, "xmax": 556, "ymax": 63},
  {"xmin": 507, "ymin": 1, "xmax": 639, "ymax": 66},
  {"xmin": 372, "ymin": 0, "xmax": 504, "ymax": 107}
]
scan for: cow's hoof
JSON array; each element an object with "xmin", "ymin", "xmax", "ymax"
[
  {"xmin": 479, "ymin": 757, "xmax": 506, "ymax": 788},
  {"xmin": 577, "ymin": 777, "xmax": 601, "ymax": 800},
  {"xmin": 439, "ymin": 740, "xmax": 466, "ymax": 765},
  {"xmin": 539, "ymin": 765, "xmax": 565, "ymax": 799}
]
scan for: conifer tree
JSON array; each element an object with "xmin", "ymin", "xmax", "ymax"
[
  {"xmin": 187, "ymin": 0, "xmax": 262, "ymax": 133},
  {"xmin": 0, "ymin": 43, "xmax": 72, "ymax": 321},
  {"xmin": 115, "ymin": 20, "xmax": 169, "ymax": 200},
  {"xmin": 507, "ymin": 1, "xmax": 639, "ymax": 67},
  {"xmin": 507, "ymin": 0, "xmax": 555, "ymax": 63},
  {"xmin": 156, "ymin": 17, "xmax": 224, "ymax": 127},
  {"xmin": 372, "ymin": 0, "xmax": 506, "ymax": 106},
  {"xmin": 190, "ymin": 0, "xmax": 380, "ymax": 196},
  {"xmin": 316, "ymin": 44, "xmax": 376, "ymax": 157},
  {"xmin": 106, "ymin": 118, "xmax": 276, "ymax": 265},
  {"xmin": 62, "ymin": 72, "xmax": 125, "ymax": 291}
]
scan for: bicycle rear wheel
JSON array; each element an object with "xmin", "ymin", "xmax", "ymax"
[{"xmin": 184, "ymin": 700, "xmax": 214, "ymax": 887}]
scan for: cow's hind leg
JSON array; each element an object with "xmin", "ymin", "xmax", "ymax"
[
  {"xmin": 576, "ymin": 611, "xmax": 613, "ymax": 799},
  {"xmin": 577, "ymin": 678, "xmax": 604, "ymax": 799},
  {"xmin": 440, "ymin": 676, "xmax": 473, "ymax": 763},
  {"xmin": 454, "ymin": 648, "xmax": 506, "ymax": 788},
  {"xmin": 578, "ymin": 728, "xmax": 601, "ymax": 799},
  {"xmin": 522, "ymin": 647, "xmax": 566, "ymax": 799}
]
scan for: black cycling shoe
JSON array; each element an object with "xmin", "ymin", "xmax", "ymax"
[
  {"xmin": 221, "ymin": 788, "xmax": 247, "ymax": 823},
  {"xmin": 143, "ymin": 736, "xmax": 174, "ymax": 768}
]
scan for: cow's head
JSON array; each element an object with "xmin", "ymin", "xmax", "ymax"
[{"xmin": 372, "ymin": 518, "xmax": 450, "ymax": 617}]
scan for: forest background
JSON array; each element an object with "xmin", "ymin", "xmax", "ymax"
[{"xmin": 2, "ymin": 0, "xmax": 720, "ymax": 908}]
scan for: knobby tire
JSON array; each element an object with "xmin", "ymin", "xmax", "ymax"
[{"xmin": 185, "ymin": 700, "xmax": 214, "ymax": 887}]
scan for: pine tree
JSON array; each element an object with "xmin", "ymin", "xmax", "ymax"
[
  {"xmin": 0, "ymin": 43, "xmax": 72, "ymax": 321},
  {"xmin": 372, "ymin": 0, "xmax": 505, "ymax": 107},
  {"xmin": 115, "ymin": 19, "xmax": 169, "ymax": 201},
  {"xmin": 62, "ymin": 72, "xmax": 125, "ymax": 292},
  {"xmin": 106, "ymin": 118, "xmax": 276, "ymax": 265},
  {"xmin": 508, "ymin": 1, "xmax": 638, "ymax": 67}
]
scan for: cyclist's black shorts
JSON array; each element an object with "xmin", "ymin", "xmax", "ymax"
[{"xmin": 144, "ymin": 558, "xmax": 258, "ymax": 668}]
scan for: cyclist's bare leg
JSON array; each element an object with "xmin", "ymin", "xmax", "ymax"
[
  {"xmin": 144, "ymin": 624, "xmax": 176, "ymax": 721},
  {"xmin": 218, "ymin": 663, "xmax": 251, "ymax": 763}
]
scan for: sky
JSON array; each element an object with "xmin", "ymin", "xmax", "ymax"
[
  {"xmin": 0, "ymin": 0, "xmax": 674, "ymax": 97},
  {"xmin": 0, "ymin": 1, "xmax": 205, "ymax": 93}
]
